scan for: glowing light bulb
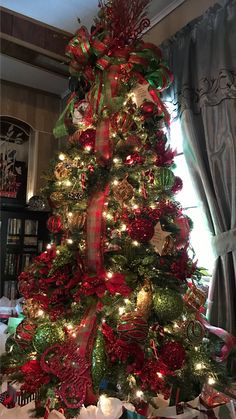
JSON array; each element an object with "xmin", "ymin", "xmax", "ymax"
[
  {"xmin": 156, "ymin": 372, "xmax": 163, "ymax": 378},
  {"xmin": 67, "ymin": 324, "xmax": 73, "ymax": 330},
  {"xmin": 119, "ymin": 307, "xmax": 125, "ymax": 315},
  {"xmin": 132, "ymin": 204, "xmax": 139, "ymax": 210},
  {"xmin": 195, "ymin": 363, "xmax": 203, "ymax": 370},
  {"xmin": 124, "ymin": 299, "xmax": 130, "ymax": 304},
  {"xmin": 67, "ymin": 239, "xmax": 73, "ymax": 244},
  {"xmin": 113, "ymin": 158, "xmax": 119, "ymax": 164},
  {"xmin": 107, "ymin": 272, "xmax": 113, "ymax": 279},
  {"xmin": 121, "ymin": 224, "xmax": 127, "ymax": 231},
  {"xmin": 136, "ymin": 390, "xmax": 143, "ymax": 398},
  {"xmin": 208, "ymin": 377, "xmax": 216, "ymax": 385},
  {"xmin": 113, "ymin": 179, "xmax": 119, "ymax": 186},
  {"xmin": 65, "ymin": 180, "xmax": 72, "ymax": 187},
  {"xmin": 37, "ymin": 309, "xmax": 44, "ymax": 317},
  {"xmin": 59, "ymin": 153, "xmax": 65, "ymax": 161},
  {"xmin": 103, "ymin": 211, "xmax": 107, "ymax": 217},
  {"xmin": 56, "ymin": 250, "xmax": 60, "ymax": 254},
  {"xmin": 68, "ymin": 212, "xmax": 73, "ymax": 217},
  {"xmin": 106, "ymin": 213, "xmax": 113, "ymax": 220},
  {"xmin": 46, "ymin": 243, "xmax": 52, "ymax": 249},
  {"xmin": 132, "ymin": 241, "xmax": 139, "ymax": 247}
]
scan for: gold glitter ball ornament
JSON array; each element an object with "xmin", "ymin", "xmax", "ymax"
[
  {"xmin": 54, "ymin": 162, "xmax": 71, "ymax": 180},
  {"xmin": 113, "ymin": 177, "xmax": 134, "ymax": 203}
]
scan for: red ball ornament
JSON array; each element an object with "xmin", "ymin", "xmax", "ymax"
[
  {"xmin": 47, "ymin": 215, "xmax": 63, "ymax": 233},
  {"xmin": 79, "ymin": 128, "xmax": 96, "ymax": 152},
  {"xmin": 15, "ymin": 320, "xmax": 37, "ymax": 349},
  {"xmin": 159, "ymin": 341, "xmax": 186, "ymax": 370},
  {"xmin": 140, "ymin": 101, "xmax": 156, "ymax": 116},
  {"xmin": 175, "ymin": 215, "xmax": 190, "ymax": 247},
  {"xmin": 128, "ymin": 218, "xmax": 154, "ymax": 243},
  {"xmin": 117, "ymin": 312, "xmax": 148, "ymax": 344}
]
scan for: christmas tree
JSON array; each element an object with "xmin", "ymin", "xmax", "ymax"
[{"xmin": 1, "ymin": 1, "xmax": 233, "ymax": 417}]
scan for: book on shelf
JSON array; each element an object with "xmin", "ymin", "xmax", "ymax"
[
  {"xmin": 4, "ymin": 253, "xmax": 20, "ymax": 276},
  {"xmin": 24, "ymin": 219, "xmax": 38, "ymax": 235},
  {"xmin": 7, "ymin": 218, "xmax": 21, "ymax": 235}
]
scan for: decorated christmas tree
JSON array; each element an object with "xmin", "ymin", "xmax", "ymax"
[{"xmin": 1, "ymin": 1, "xmax": 234, "ymax": 417}]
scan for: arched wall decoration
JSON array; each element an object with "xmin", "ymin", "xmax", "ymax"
[{"xmin": 0, "ymin": 116, "xmax": 39, "ymax": 204}]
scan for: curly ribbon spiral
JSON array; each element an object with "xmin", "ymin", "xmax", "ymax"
[{"xmin": 196, "ymin": 313, "xmax": 236, "ymax": 362}]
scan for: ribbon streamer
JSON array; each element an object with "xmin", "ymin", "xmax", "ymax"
[{"xmin": 196, "ymin": 313, "xmax": 236, "ymax": 362}]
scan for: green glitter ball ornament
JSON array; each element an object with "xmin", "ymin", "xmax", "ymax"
[
  {"xmin": 154, "ymin": 167, "xmax": 175, "ymax": 191},
  {"xmin": 153, "ymin": 288, "xmax": 183, "ymax": 322},
  {"xmin": 33, "ymin": 323, "xmax": 65, "ymax": 352}
]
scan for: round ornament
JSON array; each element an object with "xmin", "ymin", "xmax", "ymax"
[
  {"xmin": 128, "ymin": 218, "xmax": 154, "ymax": 243},
  {"xmin": 113, "ymin": 177, "xmax": 134, "ymax": 203},
  {"xmin": 140, "ymin": 101, "xmax": 156, "ymax": 116},
  {"xmin": 47, "ymin": 215, "xmax": 63, "ymax": 233},
  {"xmin": 117, "ymin": 312, "xmax": 148, "ymax": 344},
  {"xmin": 28, "ymin": 195, "xmax": 45, "ymax": 210},
  {"xmin": 67, "ymin": 211, "xmax": 86, "ymax": 231},
  {"xmin": 50, "ymin": 192, "xmax": 65, "ymax": 208},
  {"xmin": 159, "ymin": 341, "xmax": 186, "ymax": 370},
  {"xmin": 154, "ymin": 168, "xmax": 175, "ymax": 191},
  {"xmin": 23, "ymin": 298, "xmax": 43, "ymax": 319},
  {"xmin": 79, "ymin": 128, "xmax": 96, "ymax": 151},
  {"xmin": 33, "ymin": 323, "xmax": 65, "ymax": 353},
  {"xmin": 15, "ymin": 320, "xmax": 37, "ymax": 349},
  {"xmin": 185, "ymin": 319, "xmax": 205, "ymax": 344},
  {"xmin": 153, "ymin": 288, "xmax": 183, "ymax": 322},
  {"xmin": 54, "ymin": 162, "xmax": 71, "ymax": 180}
]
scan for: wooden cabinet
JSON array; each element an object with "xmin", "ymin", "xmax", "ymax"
[{"xmin": 0, "ymin": 206, "xmax": 49, "ymax": 298}]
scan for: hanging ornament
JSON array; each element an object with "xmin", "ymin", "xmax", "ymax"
[
  {"xmin": 154, "ymin": 167, "xmax": 175, "ymax": 191},
  {"xmin": 183, "ymin": 284, "xmax": 207, "ymax": 311},
  {"xmin": 128, "ymin": 218, "xmax": 154, "ymax": 243},
  {"xmin": 91, "ymin": 330, "xmax": 107, "ymax": 392},
  {"xmin": 112, "ymin": 111, "xmax": 133, "ymax": 133},
  {"xmin": 159, "ymin": 341, "xmax": 186, "ymax": 370},
  {"xmin": 175, "ymin": 215, "xmax": 190, "ymax": 248},
  {"xmin": 54, "ymin": 162, "xmax": 71, "ymax": 180},
  {"xmin": 15, "ymin": 320, "xmax": 37, "ymax": 349},
  {"xmin": 131, "ymin": 83, "xmax": 155, "ymax": 108},
  {"xmin": 33, "ymin": 323, "xmax": 65, "ymax": 353},
  {"xmin": 113, "ymin": 177, "xmax": 134, "ymax": 204},
  {"xmin": 136, "ymin": 278, "xmax": 153, "ymax": 319},
  {"xmin": 47, "ymin": 215, "xmax": 63, "ymax": 233},
  {"xmin": 72, "ymin": 100, "xmax": 92, "ymax": 128},
  {"xmin": 28, "ymin": 195, "xmax": 45, "ymax": 211},
  {"xmin": 153, "ymin": 288, "xmax": 183, "ymax": 322},
  {"xmin": 68, "ymin": 191, "xmax": 84, "ymax": 201},
  {"xmin": 150, "ymin": 222, "xmax": 172, "ymax": 255},
  {"xmin": 185, "ymin": 319, "xmax": 205, "ymax": 344},
  {"xmin": 161, "ymin": 235, "xmax": 176, "ymax": 256},
  {"xmin": 67, "ymin": 211, "xmax": 86, "ymax": 231},
  {"xmin": 23, "ymin": 298, "xmax": 44, "ymax": 319},
  {"xmin": 171, "ymin": 176, "xmax": 183, "ymax": 194},
  {"xmin": 140, "ymin": 101, "xmax": 156, "ymax": 117},
  {"xmin": 117, "ymin": 312, "xmax": 149, "ymax": 345},
  {"xmin": 50, "ymin": 191, "xmax": 66, "ymax": 208},
  {"xmin": 79, "ymin": 128, "xmax": 96, "ymax": 151}
]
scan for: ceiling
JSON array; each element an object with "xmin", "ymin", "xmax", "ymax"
[{"xmin": 0, "ymin": 0, "xmax": 185, "ymax": 96}]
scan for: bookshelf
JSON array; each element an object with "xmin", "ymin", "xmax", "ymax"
[{"xmin": 0, "ymin": 206, "xmax": 49, "ymax": 298}]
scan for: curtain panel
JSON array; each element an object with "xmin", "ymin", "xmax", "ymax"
[{"xmin": 161, "ymin": 0, "xmax": 236, "ymax": 336}]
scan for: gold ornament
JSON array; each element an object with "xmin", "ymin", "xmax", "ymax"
[
  {"xmin": 183, "ymin": 285, "xmax": 207, "ymax": 311},
  {"xmin": 113, "ymin": 177, "xmax": 134, "ymax": 203},
  {"xmin": 67, "ymin": 211, "xmax": 86, "ymax": 231},
  {"xmin": 150, "ymin": 222, "xmax": 172, "ymax": 255},
  {"xmin": 185, "ymin": 319, "xmax": 205, "ymax": 344},
  {"xmin": 161, "ymin": 235, "xmax": 176, "ymax": 256},
  {"xmin": 136, "ymin": 278, "xmax": 153, "ymax": 319},
  {"xmin": 23, "ymin": 298, "xmax": 42, "ymax": 319},
  {"xmin": 50, "ymin": 191, "xmax": 65, "ymax": 208},
  {"xmin": 54, "ymin": 162, "xmax": 71, "ymax": 180}
]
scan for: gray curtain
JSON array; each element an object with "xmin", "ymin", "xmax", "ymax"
[{"xmin": 161, "ymin": 0, "xmax": 236, "ymax": 336}]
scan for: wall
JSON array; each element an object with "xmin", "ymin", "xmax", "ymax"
[
  {"xmin": 144, "ymin": 0, "xmax": 218, "ymax": 45},
  {"xmin": 0, "ymin": 80, "xmax": 61, "ymax": 194}
]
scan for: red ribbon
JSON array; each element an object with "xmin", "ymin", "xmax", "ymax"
[{"xmin": 86, "ymin": 186, "xmax": 109, "ymax": 273}]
